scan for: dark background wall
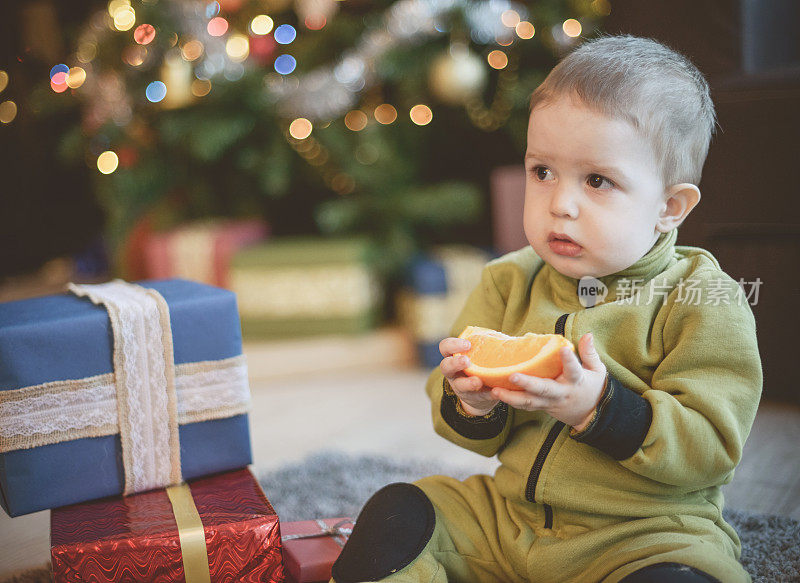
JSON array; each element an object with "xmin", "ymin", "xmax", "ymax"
[{"xmin": 604, "ymin": 0, "xmax": 800, "ymax": 403}]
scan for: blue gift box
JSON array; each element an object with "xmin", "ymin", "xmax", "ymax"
[{"xmin": 0, "ymin": 279, "xmax": 253, "ymax": 517}]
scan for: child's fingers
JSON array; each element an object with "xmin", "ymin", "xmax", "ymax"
[
  {"xmin": 450, "ymin": 375, "xmax": 483, "ymax": 394},
  {"xmin": 439, "ymin": 337, "xmax": 471, "ymax": 358},
  {"xmin": 440, "ymin": 354, "xmax": 471, "ymax": 378}
]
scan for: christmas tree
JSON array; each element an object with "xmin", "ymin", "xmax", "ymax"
[{"xmin": 30, "ymin": 0, "xmax": 609, "ymax": 282}]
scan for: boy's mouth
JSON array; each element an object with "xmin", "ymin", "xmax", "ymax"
[
  {"xmin": 548, "ymin": 232, "xmax": 582, "ymax": 256},
  {"xmin": 548, "ymin": 232, "xmax": 579, "ymax": 245}
]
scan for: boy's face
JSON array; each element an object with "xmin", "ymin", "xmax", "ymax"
[{"xmin": 523, "ymin": 94, "xmax": 669, "ymax": 279}]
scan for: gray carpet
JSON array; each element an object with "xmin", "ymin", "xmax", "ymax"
[
  {"xmin": 261, "ymin": 451, "xmax": 800, "ymax": 583},
  {"xmin": 5, "ymin": 451, "xmax": 799, "ymax": 582}
]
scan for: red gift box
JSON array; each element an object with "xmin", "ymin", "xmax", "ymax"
[
  {"xmin": 143, "ymin": 218, "xmax": 269, "ymax": 288},
  {"xmin": 50, "ymin": 469, "xmax": 284, "ymax": 582},
  {"xmin": 281, "ymin": 517, "xmax": 354, "ymax": 583}
]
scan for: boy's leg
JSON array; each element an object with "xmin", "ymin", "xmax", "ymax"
[
  {"xmin": 579, "ymin": 514, "xmax": 750, "ymax": 583},
  {"xmin": 331, "ymin": 474, "xmax": 526, "ymax": 583}
]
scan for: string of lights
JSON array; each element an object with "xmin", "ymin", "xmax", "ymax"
[{"xmin": 17, "ymin": 0, "xmax": 607, "ymax": 179}]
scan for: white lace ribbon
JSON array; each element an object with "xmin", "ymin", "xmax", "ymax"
[
  {"xmin": 0, "ymin": 281, "xmax": 250, "ymax": 497},
  {"xmin": 0, "ymin": 355, "xmax": 251, "ymax": 452},
  {"xmin": 69, "ymin": 280, "xmax": 181, "ymax": 494}
]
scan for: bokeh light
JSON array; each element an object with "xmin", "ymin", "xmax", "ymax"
[
  {"xmin": 97, "ymin": 151, "xmax": 119, "ymax": 174},
  {"xmin": 304, "ymin": 14, "xmax": 326, "ymax": 30},
  {"xmin": 355, "ymin": 144, "xmax": 379, "ymax": 165},
  {"xmin": 107, "ymin": 0, "xmax": 130, "ymax": 18},
  {"xmin": 134, "ymin": 23, "xmax": 156, "ymax": 44},
  {"xmin": 501, "ymin": 10, "xmax": 520, "ymax": 27},
  {"xmin": 274, "ymin": 24, "xmax": 296, "ymax": 44},
  {"xmin": 496, "ymin": 34, "xmax": 514, "ymax": 47},
  {"xmin": 50, "ymin": 71, "xmax": 68, "ymax": 93},
  {"xmin": 181, "ymin": 40, "xmax": 204, "ymax": 61},
  {"xmin": 0, "ymin": 71, "xmax": 8, "ymax": 94},
  {"xmin": 516, "ymin": 21, "xmax": 535, "ymax": 39},
  {"xmin": 122, "ymin": 45, "xmax": 147, "ymax": 66},
  {"xmin": 563, "ymin": 19, "xmax": 582, "ymax": 37},
  {"xmin": 410, "ymin": 104, "xmax": 433, "ymax": 126},
  {"xmin": 289, "ymin": 117, "xmax": 313, "ymax": 139},
  {"xmin": 77, "ymin": 42, "xmax": 98, "ymax": 63},
  {"xmin": 373, "ymin": 103, "xmax": 397, "ymax": 125},
  {"xmin": 224, "ymin": 63, "xmax": 245, "ymax": 82},
  {"xmin": 207, "ymin": 17, "xmax": 228, "ymax": 37},
  {"xmin": 344, "ymin": 110, "xmax": 368, "ymax": 131},
  {"xmin": 145, "ymin": 80, "xmax": 167, "ymax": 102},
  {"xmin": 226, "ymin": 34, "xmax": 250, "ymax": 61},
  {"xmin": 487, "ymin": 50, "xmax": 508, "ymax": 69},
  {"xmin": 274, "ymin": 54, "xmax": 296, "ymax": 74},
  {"xmin": 591, "ymin": 0, "xmax": 612, "ymax": 16},
  {"xmin": 66, "ymin": 67, "xmax": 87, "ymax": 89},
  {"xmin": 113, "ymin": 7, "xmax": 136, "ymax": 31},
  {"xmin": 250, "ymin": 15, "xmax": 274, "ymax": 35},
  {"xmin": 50, "ymin": 64, "xmax": 69, "ymax": 80},
  {"xmin": 331, "ymin": 174, "xmax": 355, "ymax": 195},
  {"xmin": 0, "ymin": 101, "xmax": 18, "ymax": 124},
  {"xmin": 191, "ymin": 79, "xmax": 212, "ymax": 97},
  {"xmin": 205, "ymin": 1, "xmax": 220, "ymax": 18}
]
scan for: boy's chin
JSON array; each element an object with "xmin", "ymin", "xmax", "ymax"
[
  {"xmin": 547, "ymin": 258, "xmax": 592, "ymax": 280},
  {"xmin": 546, "ymin": 256, "xmax": 611, "ymax": 280}
]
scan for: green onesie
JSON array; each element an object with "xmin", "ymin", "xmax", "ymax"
[{"xmin": 331, "ymin": 228, "xmax": 762, "ymax": 583}]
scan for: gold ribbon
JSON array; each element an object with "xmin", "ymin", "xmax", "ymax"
[{"xmin": 166, "ymin": 483, "xmax": 212, "ymax": 583}]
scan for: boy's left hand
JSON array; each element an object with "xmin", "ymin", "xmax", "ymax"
[{"xmin": 491, "ymin": 333, "xmax": 607, "ymax": 431}]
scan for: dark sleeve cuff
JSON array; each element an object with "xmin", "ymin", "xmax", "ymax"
[
  {"xmin": 569, "ymin": 373, "xmax": 652, "ymax": 460},
  {"xmin": 440, "ymin": 378, "xmax": 509, "ymax": 440}
]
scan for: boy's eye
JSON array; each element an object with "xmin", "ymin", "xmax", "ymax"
[
  {"xmin": 530, "ymin": 166, "xmax": 553, "ymax": 181},
  {"xmin": 588, "ymin": 174, "xmax": 614, "ymax": 189}
]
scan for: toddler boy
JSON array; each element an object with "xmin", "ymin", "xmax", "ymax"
[{"xmin": 331, "ymin": 34, "xmax": 762, "ymax": 583}]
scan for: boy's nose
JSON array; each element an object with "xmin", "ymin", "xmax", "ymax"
[{"xmin": 549, "ymin": 184, "xmax": 580, "ymax": 219}]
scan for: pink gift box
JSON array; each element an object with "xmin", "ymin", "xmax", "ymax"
[
  {"xmin": 144, "ymin": 218, "xmax": 269, "ymax": 288},
  {"xmin": 281, "ymin": 517, "xmax": 354, "ymax": 583}
]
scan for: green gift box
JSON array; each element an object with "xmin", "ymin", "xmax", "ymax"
[{"xmin": 230, "ymin": 236, "xmax": 384, "ymax": 339}]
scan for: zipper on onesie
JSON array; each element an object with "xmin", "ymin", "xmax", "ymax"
[{"xmin": 524, "ymin": 312, "xmax": 569, "ymax": 529}]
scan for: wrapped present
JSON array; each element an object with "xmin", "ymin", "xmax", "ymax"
[
  {"xmin": 281, "ymin": 517, "xmax": 354, "ymax": 583},
  {"xmin": 396, "ymin": 245, "xmax": 494, "ymax": 368},
  {"xmin": 230, "ymin": 236, "xmax": 383, "ymax": 339},
  {"xmin": 144, "ymin": 218, "xmax": 269, "ymax": 288},
  {"xmin": 0, "ymin": 279, "xmax": 252, "ymax": 517},
  {"xmin": 51, "ymin": 468, "xmax": 284, "ymax": 583}
]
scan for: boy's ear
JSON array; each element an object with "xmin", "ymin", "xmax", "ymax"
[{"xmin": 656, "ymin": 183, "xmax": 701, "ymax": 233}]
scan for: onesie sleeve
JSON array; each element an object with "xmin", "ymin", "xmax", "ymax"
[
  {"xmin": 577, "ymin": 268, "xmax": 763, "ymax": 489},
  {"xmin": 425, "ymin": 262, "xmax": 516, "ymax": 457}
]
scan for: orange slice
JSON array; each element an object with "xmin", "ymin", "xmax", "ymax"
[{"xmin": 455, "ymin": 326, "xmax": 575, "ymax": 391}]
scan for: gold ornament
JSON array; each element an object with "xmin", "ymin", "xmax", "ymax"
[{"xmin": 428, "ymin": 43, "xmax": 487, "ymax": 106}]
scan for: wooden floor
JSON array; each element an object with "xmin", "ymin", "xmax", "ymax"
[{"xmin": 2, "ymin": 328, "xmax": 798, "ymax": 577}]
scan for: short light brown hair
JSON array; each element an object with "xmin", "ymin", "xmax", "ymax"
[{"xmin": 529, "ymin": 33, "xmax": 717, "ymax": 187}]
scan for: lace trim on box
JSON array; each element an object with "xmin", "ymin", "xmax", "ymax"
[
  {"xmin": 66, "ymin": 280, "xmax": 180, "ymax": 494},
  {"xmin": 0, "ymin": 355, "xmax": 250, "ymax": 452}
]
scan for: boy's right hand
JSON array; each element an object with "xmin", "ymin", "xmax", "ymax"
[{"xmin": 439, "ymin": 337, "xmax": 500, "ymax": 417}]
